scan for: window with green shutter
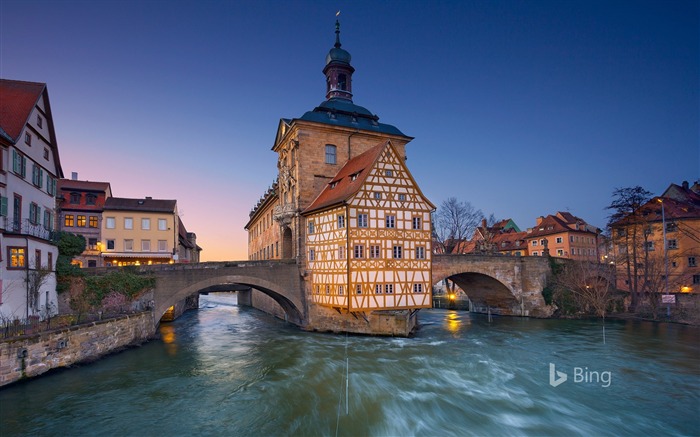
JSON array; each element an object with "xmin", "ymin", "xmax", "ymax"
[{"xmin": 0, "ymin": 196, "xmax": 7, "ymax": 216}]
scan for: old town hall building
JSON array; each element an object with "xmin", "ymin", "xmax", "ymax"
[{"xmin": 245, "ymin": 21, "xmax": 434, "ymax": 332}]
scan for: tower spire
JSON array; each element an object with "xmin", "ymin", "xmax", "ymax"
[{"xmin": 335, "ymin": 19, "xmax": 341, "ymax": 48}]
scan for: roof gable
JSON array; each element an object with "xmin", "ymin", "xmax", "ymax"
[
  {"xmin": 0, "ymin": 79, "xmax": 45, "ymax": 142},
  {"xmin": 302, "ymin": 142, "xmax": 385, "ymax": 214}
]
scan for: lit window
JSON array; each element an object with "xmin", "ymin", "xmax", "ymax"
[
  {"xmin": 358, "ymin": 214, "xmax": 368, "ymax": 228},
  {"xmin": 89, "ymin": 216, "xmax": 98, "ymax": 228},
  {"xmin": 8, "ymin": 247, "xmax": 26, "ymax": 268},
  {"xmin": 557, "ymin": 249, "xmax": 564, "ymax": 256},
  {"xmin": 386, "ymin": 215, "xmax": 395, "ymax": 228},
  {"xmin": 325, "ymin": 144, "xmax": 337, "ymax": 164},
  {"xmin": 64, "ymin": 214, "xmax": 75, "ymax": 227},
  {"xmin": 77, "ymin": 215, "xmax": 86, "ymax": 227}
]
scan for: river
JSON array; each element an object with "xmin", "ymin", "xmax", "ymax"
[{"xmin": 1, "ymin": 293, "xmax": 698, "ymax": 436}]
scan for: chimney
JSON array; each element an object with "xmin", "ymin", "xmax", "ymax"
[
  {"xmin": 71, "ymin": 172, "xmax": 78, "ymax": 180},
  {"xmin": 481, "ymin": 218, "xmax": 487, "ymax": 229},
  {"xmin": 536, "ymin": 216, "xmax": 544, "ymax": 225},
  {"xmin": 682, "ymin": 181, "xmax": 689, "ymax": 190},
  {"xmin": 146, "ymin": 196, "xmax": 152, "ymax": 200}
]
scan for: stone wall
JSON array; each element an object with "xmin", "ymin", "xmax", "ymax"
[
  {"xmin": 244, "ymin": 288, "xmax": 417, "ymax": 336},
  {"xmin": 0, "ymin": 311, "xmax": 155, "ymax": 387},
  {"xmin": 307, "ymin": 303, "xmax": 417, "ymax": 336}
]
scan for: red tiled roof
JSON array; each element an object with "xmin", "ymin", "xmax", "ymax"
[
  {"xmin": 0, "ymin": 79, "xmax": 45, "ymax": 142},
  {"xmin": 178, "ymin": 216, "xmax": 195, "ymax": 249},
  {"xmin": 58, "ymin": 179, "xmax": 112, "ymax": 193},
  {"xmin": 302, "ymin": 141, "xmax": 387, "ymax": 214}
]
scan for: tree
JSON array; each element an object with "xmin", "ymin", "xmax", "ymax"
[
  {"xmin": 606, "ymin": 186, "xmax": 652, "ymax": 310},
  {"xmin": 433, "ymin": 197, "xmax": 484, "ymax": 255},
  {"xmin": 552, "ymin": 260, "xmax": 616, "ymax": 343},
  {"xmin": 55, "ymin": 232, "xmax": 86, "ymax": 293}
]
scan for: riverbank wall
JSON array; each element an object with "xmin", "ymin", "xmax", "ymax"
[{"xmin": 0, "ymin": 311, "xmax": 155, "ymax": 387}]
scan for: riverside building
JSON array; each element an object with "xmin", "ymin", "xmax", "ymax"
[{"xmin": 246, "ymin": 21, "xmax": 434, "ymax": 332}]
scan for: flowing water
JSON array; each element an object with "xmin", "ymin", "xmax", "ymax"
[{"xmin": 1, "ymin": 293, "xmax": 698, "ymax": 437}]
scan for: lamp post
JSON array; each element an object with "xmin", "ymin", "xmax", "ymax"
[{"xmin": 658, "ymin": 198, "xmax": 670, "ymax": 318}]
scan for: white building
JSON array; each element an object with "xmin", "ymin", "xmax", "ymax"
[{"xmin": 0, "ymin": 79, "xmax": 63, "ymax": 321}]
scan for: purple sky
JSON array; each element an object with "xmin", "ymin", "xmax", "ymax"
[{"xmin": 1, "ymin": 0, "xmax": 698, "ymax": 261}]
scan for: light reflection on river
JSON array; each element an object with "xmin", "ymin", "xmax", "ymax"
[{"xmin": 1, "ymin": 293, "xmax": 698, "ymax": 436}]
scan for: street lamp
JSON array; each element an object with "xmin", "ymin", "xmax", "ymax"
[{"xmin": 657, "ymin": 198, "xmax": 670, "ymax": 318}]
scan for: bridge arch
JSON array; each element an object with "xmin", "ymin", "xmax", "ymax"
[
  {"xmin": 146, "ymin": 261, "xmax": 306, "ymax": 329},
  {"xmin": 432, "ymin": 254, "xmax": 553, "ymax": 317}
]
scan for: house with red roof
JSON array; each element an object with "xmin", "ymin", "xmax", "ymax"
[
  {"xmin": 524, "ymin": 212, "xmax": 600, "ymax": 260},
  {"xmin": 302, "ymin": 141, "xmax": 435, "ymax": 311},
  {"xmin": 0, "ymin": 79, "xmax": 64, "ymax": 320},
  {"xmin": 57, "ymin": 174, "xmax": 113, "ymax": 267},
  {"xmin": 611, "ymin": 180, "xmax": 700, "ymax": 294}
]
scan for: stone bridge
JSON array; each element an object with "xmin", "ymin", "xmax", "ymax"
[
  {"xmin": 134, "ymin": 255, "xmax": 560, "ymax": 328},
  {"xmin": 432, "ymin": 254, "xmax": 554, "ymax": 317},
  {"xmin": 137, "ymin": 260, "xmax": 306, "ymax": 328}
]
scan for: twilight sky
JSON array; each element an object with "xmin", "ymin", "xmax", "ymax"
[{"xmin": 1, "ymin": 0, "xmax": 698, "ymax": 261}]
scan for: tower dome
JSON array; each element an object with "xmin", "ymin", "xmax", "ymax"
[{"xmin": 323, "ymin": 20, "xmax": 355, "ymax": 101}]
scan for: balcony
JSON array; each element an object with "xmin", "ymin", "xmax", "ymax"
[
  {"xmin": 0, "ymin": 217, "xmax": 59, "ymax": 242},
  {"xmin": 273, "ymin": 203, "xmax": 297, "ymax": 226}
]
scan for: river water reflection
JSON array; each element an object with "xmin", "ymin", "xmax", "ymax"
[{"xmin": 1, "ymin": 293, "xmax": 698, "ymax": 436}]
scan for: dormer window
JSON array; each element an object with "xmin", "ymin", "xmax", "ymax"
[
  {"xmin": 350, "ymin": 172, "xmax": 360, "ymax": 181},
  {"xmin": 69, "ymin": 192, "xmax": 81, "ymax": 204},
  {"xmin": 330, "ymin": 181, "xmax": 338, "ymax": 189}
]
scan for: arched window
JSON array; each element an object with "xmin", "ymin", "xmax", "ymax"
[{"xmin": 337, "ymin": 74, "xmax": 347, "ymax": 90}]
